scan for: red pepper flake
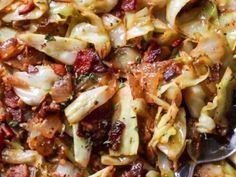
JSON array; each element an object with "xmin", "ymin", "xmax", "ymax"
[
  {"xmin": 19, "ymin": 0, "xmax": 36, "ymax": 15},
  {"xmin": 121, "ymin": 0, "xmax": 136, "ymax": 12},
  {"xmin": 1, "ymin": 123, "xmax": 14, "ymax": 139},
  {"xmin": 74, "ymin": 48, "xmax": 106, "ymax": 74},
  {"xmin": 172, "ymin": 39, "xmax": 183, "ymax": 48},
  {"xmin": 51, "ymin": 64, "xmax": 66, "ymax": 76},
  {"xmin": 163, "ymin": 64, "xmax": 181, "ymax": 81},
  {"xmin": 106, "ymin": 120, "xmax": 125, "ymax": 151}
]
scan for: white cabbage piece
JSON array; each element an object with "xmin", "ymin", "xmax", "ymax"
[
  {"xmin": 146, "ymin": 170, "xmax": 161, "ymax": 177},
  {"xmin": 71, "ymin": 11, "xmax": 111, "ymax": 58},
  {"xmin": 17, "ymin": 33, "xmax": 87, "ymax": 65},
  {"xmin": 102, "ymin": 14, "xmax": 126, "ymax": 47},
  {"xmin": 158, "ymin": 108, "xmax": 187, "ymax": 160},
  {"xmin": 174, "ymin": 64, "xmax": 209, "ymax": 89},
  {"xmin": 197, "ymin": 67, "xmax": 234, "ymax": 133},
  {"xmin": 74, "ymin": 0, "xmax": 118, "ymax": 13},
  {"xmin": 197, "ymin": 162, "xmax": 236, "ymax": 177},
  {"xmin": 219, "ymin": 11, "xmax": 236, "ymax": 51},
  {"xmin": 191, "ymin": 33, "xmax": 225, "ymax": 63},
  {"xmin": 3, "ymin": 0, "xmax": 48, "ymax": 22},
  {"xmin": 109, "ymin": 83, "xmax": 139, "ymax": 156},
  {"xmin": 216, "ymin": 0, "xmax": 236, "ymax": 11},
  {"xmin": 101, "ymin": 155, "xmax": 137, "ymax": 166},
  {"xmin": 0, "ymin": 0, "xmax": 14, "ymax": 11},
  {"xmin": 89, "ymin": 166, "xmax": 115, "ymax": 177},
  {"xmin": 13, "ymin": 66, "xmax": 58, "ymax": 106},
  {"xmin": 177, "ymin": 2, "xmax": 218, "ymax": 40},
  {"xmin": 166, "ymin": 0, "xmax": 191, "ymax": 28},
  {"xmin": 197, "ymin": 96, "xmax": 217, "ymax": 133},
  {"xmin": 149, "ymin": 104, "xmax": 178, "ymax": 148},
  {"xmin": 184, "ymin": 85, "xmax": 206, "ymax": 118},
  {"xmin": 0, "ymin": 27, "xmax": 17, "ymax": 42},
  {"xmin": 214, "ymin": 67, "xmax": 234, "ymax": 125},
  {"xmin": 65, "ymin": 86, "xmax": 115, "ymax": 124},
  {"xmin": 53, "ymin": 160, "xmax": 80, "ymax": 177},
  {"xmin": 153, "ymin": 18, "xmax": 169, "ymax": 33},
  {"xmin": 48, "ymin": 1, "xmax": 76, "ymax": 23},
  {"xmin": 125, "ymin": 7, "xmax": 154, "ymax": 40},
  {"xmin": 157, "ymin": 152, "xmax": 175, "ymax": 177},
  {"xmin": 72, "ymin": 124, "xmax": 91, "ymax": 168},
  {"xmin": 2, "ymin": 148, "xmax": 43, "ymax": 167},
  {"xmin": 140, "ymin": 0, "xmax": 168, "ymax": 8}
]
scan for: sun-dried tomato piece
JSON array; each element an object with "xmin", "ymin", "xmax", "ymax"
[
  {"xmin": 74, "ymin": 49, "xmax": 96, "ymax": 74},
  {"xmin": 6, "ymin": 164, "xmax": 29, "ymax": 177},
  {"xmin": 6, "ymin": 108, "xmax": 23, "ymax": 122},
  {"xmin": 51, "ymin": 64, "xmax": 66, "ymax": 76},
  {"xmin": 163, "ymin": 64, "xmax": 181, "ymax": 81},
  {"xmin": 4, "ymin": 87, "xmax": 20, "ymax": 109},
  {"xmin": 210, "ymin": 63, "xmax": 221, "ymax": 82},
  {"xmin": 107, "ymin": 120, "xmax": 125, "ymax": 151},
  {"xmin": 0, "ymin": 130, "xmax": 6, "ymax": 153},
  {"xmin": 74, "ymin": 49, "xmax": 106, "ymax": 74},
  {"xmin": 121, "ymin": 161, "xmax": 144, "ymax": 177},
  {"xmin": 78, "ymin": 103, "xmax": 112, "ymax": 148},
  {"xmin": 121, "ymin": 0, "xmax": 136, "ymax": 12},
  {"xmin": 19, "ymin": 0, "xmax": 36, "ymax": 15},
  {"xmin": 1, "ymin": 123, "xmax": 14, "ymax": 139},
  {"xmin": 143, "ymin": 43, "xmax": 170, "ymax": 63},
  {"xmin": 172, "ymin": 39, "xmax": 183, "ymax": 48}
]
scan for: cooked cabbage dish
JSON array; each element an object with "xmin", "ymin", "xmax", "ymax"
[{"xmin": 0, "ymin": 0, "xmax": 236, "ymax": 176}]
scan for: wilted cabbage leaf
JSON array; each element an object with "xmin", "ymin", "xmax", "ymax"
[{"xmin": 17, "ymin": 33, "xmax": 87, "ymax": 65}]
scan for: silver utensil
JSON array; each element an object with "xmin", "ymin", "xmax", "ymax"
[{"xmin": 175, "ymin": 106, "xmax": 236, "ymax": 177}]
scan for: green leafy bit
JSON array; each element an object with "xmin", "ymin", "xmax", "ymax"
[{"xmin": 45, "ymin": 34, "xmax": 56, "ymax": 42}]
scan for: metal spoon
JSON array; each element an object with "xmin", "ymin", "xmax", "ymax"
[{"xmin": 175, "ymin": 106, "xmax": 236, "ymax": 177}]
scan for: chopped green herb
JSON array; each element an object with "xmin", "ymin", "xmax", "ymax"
[
  {"xmin": 130, "ymin": 116, "xmax": 137, "ymax": 119},
  {"xmin": 76, "ymin": 73, "xmax": 97, "ymax": 84},
  {"xmin": 45, "ymin": 34, "xmax": 56, "ymax": 42},
  {"xmin": 8, "ymin": 120, "xmax": 18, "ymax": 127},
  {"xmin": 119, "ymin": 82, "xmax": 126, "ymax": 89},
  {"xmin": 136, "ymin": 56, "xmax": 142, "ymax": 64},
  {"xmin": 135, "ymin": 126, "xmax": 138, "ymax": 132}
]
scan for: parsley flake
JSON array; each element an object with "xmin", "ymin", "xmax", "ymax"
[{"xmin": 45, "ymin": 34, "xmax": 56, "ymax": 42}]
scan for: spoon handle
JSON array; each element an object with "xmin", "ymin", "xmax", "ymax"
[{"xmin": 175, "ymin": 162, "xmax": 196, "ymax": 177}]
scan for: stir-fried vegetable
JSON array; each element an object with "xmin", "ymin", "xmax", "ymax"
[{"xmin": 0, "ymin": 0, "xmax": 235, "ymax": 176}]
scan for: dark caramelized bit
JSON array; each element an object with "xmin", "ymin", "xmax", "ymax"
[
  {"xmin": 36, "ymin": 97, "xmax": 61, "ymax": 119},
  {"xmin": 210, "ymin": 63, "xmax": 221, "ymax": 82},
  {"xmin": 4, "ymin": 87, "xmax": 20, "ymax": 109},
  {"xmin": 121, "ymin": 161, "xmax": 144, "ymax": 177},
  {"xmin": 6, "ymin": 164, "xmax": 29, "ymax": 177},
  {"xmin": 0, "ymin": 130, "xmax": 6, "ymax": 154},
  {"xmin": 74, "ymin": 48, "xmax": 106, "ymax": 74},
  {"xmin": 28, "ymin": 135, "xmax": 54, "ymax": 156},
  {"xmin": 51, "ymin": 74, "xmax": 73, "ymax": 103},
  {"xmin": 107, "ymin": 120, "xmax": 125, "ymax": 151},
  {"xmin": 4, "ymin": 87, "xmax": 24, "ymax": 122},
  {"xmin": 163, "ymin": 64, "xmax": 181, "ymax": 81},
  {"xmin": 0, "ymin": 38, "xmax": 24, "ymax": 61},
  {"xmin": 143, "ymin": 43, "xmax": 170, "ymax": 63},
  {"xmin": 121, "ymin": 0, "xmax": 136, "ymax": 12},
  {"xmin": 78, "ymin": 103, "xmax": 113, "ymax": 148},
  {"xmin": 18, "ymin": 0, "xmax": 36, "ymax": 15}
]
